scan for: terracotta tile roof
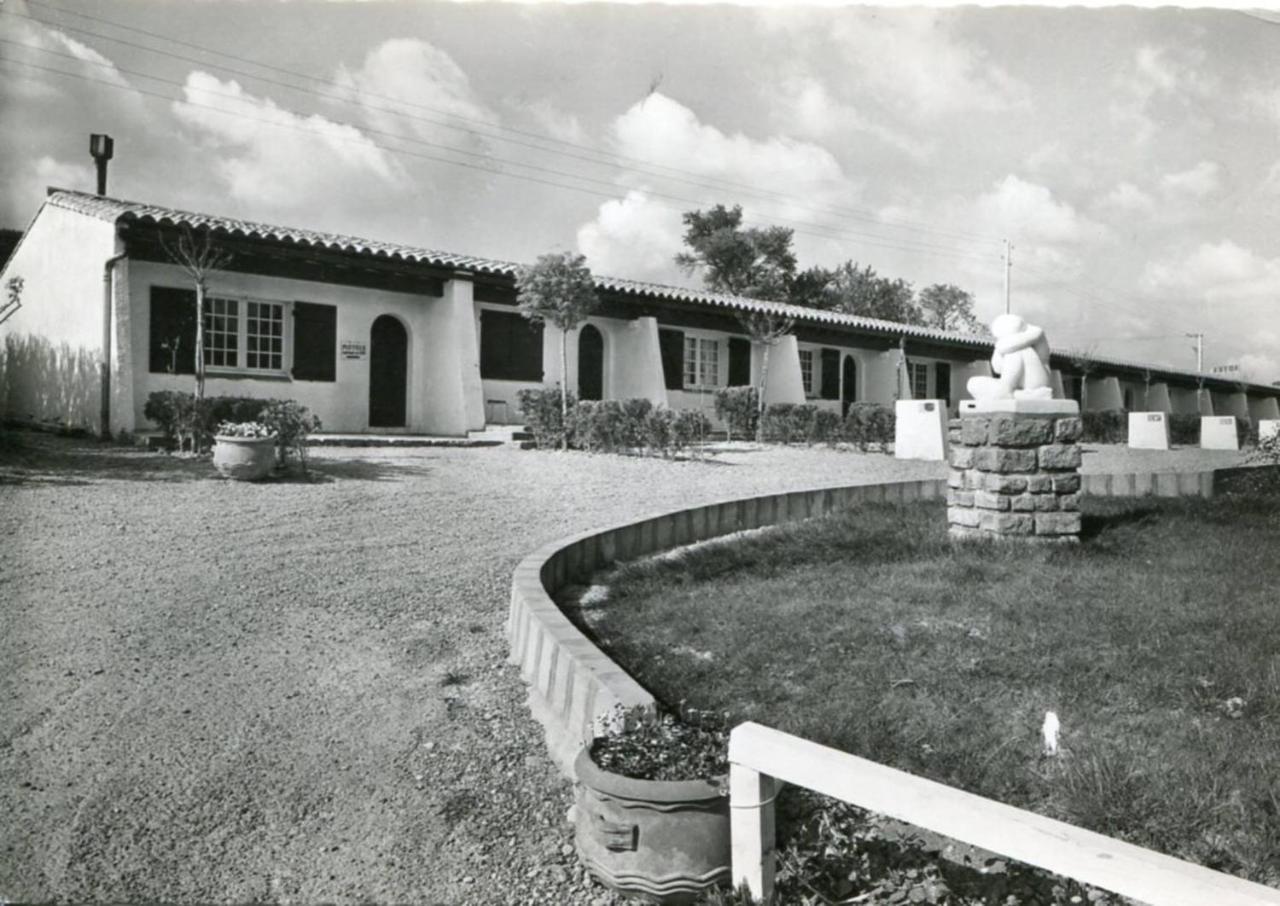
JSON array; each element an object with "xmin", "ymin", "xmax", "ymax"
[{"xmin": 41, "ymin": 189, "xmax": 1279, "ymax": 394}]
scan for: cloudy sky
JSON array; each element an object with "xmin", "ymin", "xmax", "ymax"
[{"xmin": 2, "ymin": 0, "xmax": 1278, "ymax": 382}]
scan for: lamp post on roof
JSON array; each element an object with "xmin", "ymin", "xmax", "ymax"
[{"xmin": 89, "ymin": 134, "xmax": 114, "ymax": 196}]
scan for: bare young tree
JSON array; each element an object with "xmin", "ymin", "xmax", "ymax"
[
  {"xmin": 738, "ymin": 310, "xmax": 794, "ymax": 442},
  {"xmin": 159, "ymin": 226, "xmax": 232, "ymax": 406}
]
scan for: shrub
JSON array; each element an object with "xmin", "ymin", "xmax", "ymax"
[
  {"xmin": 762, "ymin": 403, "xmax": 820, "ymax": 444},
  {"xmin": 673, "ymin": 408, "xmax": 712, "ymax": 454},
  {"xmin": 1169, "ymin": 413, "xmax": 1200, "ymax": 445},
  {"xmin": 259, "ymin": 400, "xmax": 321, "ymax": 473},
  {"xmin": 517, "ymin": 386, "xmax": 576, "ymax": 450},
  {"xmin": 619, "ymin": 397, "xmax": 654, "ymax": 450},
  {"xmin": 1081, "ymin": 409, "xmax": 1126, "ymax": 444},
  {"xmin": 714, "ymin": 387, "xmax": 759, "ymax": 441},
  {"xmin": 810, "ymin": 409, "xmax": 842, "ymax": 446},
  {"xmin": 643, "ymin": 406, "xmax": 676, "ymax": 455},
  {"xmin": 1237, "ymin": 416, "xmax": 1256, "ymax": 448},
  {"xmin": 842, "ymin": 403, "xmax": 895, "ymax": 451}
]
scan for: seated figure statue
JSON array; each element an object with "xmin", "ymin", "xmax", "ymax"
[{"xmin": 966, "ymin": 313, "xmax": 1055, "ymax": 401}]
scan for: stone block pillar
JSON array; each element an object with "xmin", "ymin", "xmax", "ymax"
[{"xmin": 948, "ymin": 399, "xmax": 1083, "ymax": 543}]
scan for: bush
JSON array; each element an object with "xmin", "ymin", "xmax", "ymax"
[
  {"xmin": 1169, "ymin": 413, "xmax": 1200, "ymax": 446},
  {"xmin": 714, "ymin": 387, "xmax": 759, "ymax": 441},
  {"xmin": 841, "ymin": 403, "xmax": 895, "ymax": 451},
  {"xmin": 260, "ymin": 400, "xmax": 321, "ymax": 473},
  {"xmin": 619, "ymin": 397, "xmax": 654, "ymax": 450},
  {"xmin": 643, "ymin": 406, "xmax": 675, "ymax": 455},
  {"xmin": 673, "ymin": 408, "xmax": 712, "ymax": 454},
  {"xmin": 810, "ymin": 409, "xmax": 842, "ymax": 446},
  {"xmin": 517, "ymin": 386, "xmax": 576, "ymax": 450},
  {"xmin": 761, "ymin": 403, "xmax": 819, "ymax": 444},
  {"xmin": 1082, "ymin": 409, "xmax": 1126, "ymax": 444}
]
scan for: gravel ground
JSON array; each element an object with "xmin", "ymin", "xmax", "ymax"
[{"xmin": 0, "ymin": 434, "xmax": 1250, "ymax": 905}]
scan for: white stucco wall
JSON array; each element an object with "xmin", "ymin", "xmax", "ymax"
[
  {"xmin": 1168, "ymin": 385, "xmax": 1200, "ymax": 415},
  {"xmin": 1212, "ymin": 391, "xmax": 1250, "ymax": 420},
  {"xmin": 607, "ymin": 316, "xmax": 667, "ymax": 406},
  {"xmin": 1143, "ymin": 382, "xmax": 1172, "ymax": 413},
  {"xmin": 0, "ymin": 203, "xmax": 120, "ymax": 431},
  {"xmin": 759, "ymin": 335, "xmax": 805, "ymax": 407},
  {"xmin": 1084, "ymin": 376, "xmax": 1123, "ymax": 411},
  {"xmin": 127, "ymin": 261, "xmax": 478, "ymax": 435},
  {"xmin": 1250, "ymin": 395, "xmax": 1280, "ymax": 421}
]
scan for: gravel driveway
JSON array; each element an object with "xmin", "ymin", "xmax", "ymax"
[{"xmin": 0, "ymin": 435, "xmax": 1248, "ymax": 904}]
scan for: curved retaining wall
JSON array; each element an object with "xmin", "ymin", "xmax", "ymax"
[{"xmin": 508, "ymin": 468, "xmax": 1224, "ymax": 776}]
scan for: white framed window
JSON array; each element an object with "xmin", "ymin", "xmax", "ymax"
[
  {"xmin": 204, "ymin": 296, "xmax": 288, "ymax": 375},
  {"xmin": 908, "ymin": 361, "xmax": 929, "ymax": 400},
  {"xmin": 683, "ymin": 336, "xmax": 721, "ymax": 389},
  {"xmin": 798, "ymin": 348, "xmax": 815, "ymax": 396}
]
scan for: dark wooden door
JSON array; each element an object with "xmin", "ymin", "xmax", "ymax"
[
  {"xmin": 578, "ymin": 325, "xmax": 603, "ymax": 401},
  {"xmin": 369, "ymin": 315, "xmax": 408, "ymax": 428},
  {"xmin": 841, "ymin": 355, "xmax": 857, "ymax": 416}
]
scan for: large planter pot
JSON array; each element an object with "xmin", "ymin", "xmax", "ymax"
[
  {"xmin": 212, "ymin": 435, "xmax": 276, "ymax": 481},
  {"xmin": 572, "ymin": 747, "xmax": 730, "ymax": 904}
]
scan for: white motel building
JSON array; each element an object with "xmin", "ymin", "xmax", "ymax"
[{"xmin": 1, "ymin": 188, "xmax": 1278, "ymax": 438}]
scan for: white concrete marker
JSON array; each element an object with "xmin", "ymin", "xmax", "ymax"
[
  {"xmin": 1261, "ymin": 420, "xmax": 1279, "ymax": 444},
  {"xmin": 1128, "ymin": 412, "xmax": 1170, "ymax": 450},
  {"xmin": 1042, "ymin": 711, "xmax": 1060, "ymax": 757},
  {"xmin": 1201, "ymin": 416, "xmax": 1239, "ymax": 451},
  {"xmin": 895, "ymin": 399, "xmax": 949, "ymax": 461}
]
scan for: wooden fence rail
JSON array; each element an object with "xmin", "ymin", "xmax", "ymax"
[{"xmin": 728, "ymin": 721, "xmax": 1280, "ymax": 906}]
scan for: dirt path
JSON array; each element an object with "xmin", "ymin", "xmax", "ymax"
[{"xmin": 3, "ymin": 435, "xmax": 956, "ymax": 905}]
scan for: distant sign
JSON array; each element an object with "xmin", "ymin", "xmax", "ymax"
[
  {"xmin": 341, "ymin": 341, "xmax": 367, "ymax": 360},
  {"xmin": 1211, "ymin": 364, "xmax": 1239, "ymax": 374}
]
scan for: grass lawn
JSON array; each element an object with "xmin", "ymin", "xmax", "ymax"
[{"xmin": 573, "ymin": 490, "xmax": 1280, "ymax": 887}]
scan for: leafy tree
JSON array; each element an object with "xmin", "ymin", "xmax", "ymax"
[
  {"xmin": 824, "ymin": 262, "xmax": 921, "ymax": 324},
  {"xmin": 674, "ymin": 204, "xmax": 797, "ymax": 300},
  {"xmin": 159, "ymin": 225, "xmax": 232, "ymax": 408},
  {"xmin": 516, "ymin": 251, "xmax": 599, "ymax": 449},
  {"xmin": 918, "ymin": 283, "xmax": 979, "ymax": 333}
]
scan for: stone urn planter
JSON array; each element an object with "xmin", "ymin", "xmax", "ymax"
[
  {"xmin": 212, "ymin": 434, "xmax": 277, "ymax": 481},
  {"xmin": 572, "ymin": 746, "xmax": 730, "ymax": 904}
]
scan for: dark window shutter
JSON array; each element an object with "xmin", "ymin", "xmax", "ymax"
[
  {"xmin": 480, "ymin": 309, "xmax": 544, "ymax": 381},
  {"xmin": 149, "ymin": 286, "xmax": 196, "ymax": 374},
  {"xmin": 935, "ymin": 362, "xmax": 952, "ymax": 402},
  {"xmin": 820, "ymin": 348, "xmax": 840, "ymax": 400},
  {"xmin": 659, "ymin": 329, "xmax": 685, "ymax": 390},
  {"xmin": 292, "ymin": 302, "xmax": 337, "ymax": 381},
  {"xmin": 728, "ymin": 337, "xmax": 751, "ymax": 386}
]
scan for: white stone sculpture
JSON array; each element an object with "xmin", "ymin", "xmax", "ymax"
[{"xmin": 967, "ymin": 314, "xmax": 1055, "ymax": 401}]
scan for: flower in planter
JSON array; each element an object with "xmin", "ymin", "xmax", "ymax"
[
  {"xmin": 590, "ymin": 704, "xmax": 730, "ymax": 782},
  {"xmin": 216, "ymin": 420, "xmax": 274, "ymax": 439}
]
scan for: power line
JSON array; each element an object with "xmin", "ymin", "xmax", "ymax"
[
  {"xmin": 1, "ymin": 56, "xmax": 1000, "ymax": 269},
  {"xmin": 8, "ymin": 2, "xmax": 1002, "ymax": 250}
]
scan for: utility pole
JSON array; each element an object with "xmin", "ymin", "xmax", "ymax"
[
  {"xmin": 1186, "ymin": 332, "xmax": 1204, "ymax": 372},
  {"xmin": 1003, "ymin": 239, "xmax": 1013, "ymax": 314}
]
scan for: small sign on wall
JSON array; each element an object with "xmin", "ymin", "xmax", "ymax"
[{"xmin": 341, "ymin": 341, "xmax": 367, "ymax": 360}]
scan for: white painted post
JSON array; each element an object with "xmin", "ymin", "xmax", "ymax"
[
  {"xmin": 1261, "ymin": 420, "xmax": 1279, "ymax": 444},
  {"xmin": 1201, "ymin": 416, "xmax": 1239, "ymax": 450},
  {"xmin": 1128, "ymin": 412, "xmax": 1170, "ymax": 450},
  {"xmin": 729, "ymin": 762, "xmax": 776, "ymax": 901}
]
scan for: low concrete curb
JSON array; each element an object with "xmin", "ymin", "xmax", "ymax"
[
  {"xmin": 507, "ymin": 465, "xmax": 1235, "ymax": 778},
  {"xmin": 507, "ymin": 478, "xmax": 947, "ymax": 776}
]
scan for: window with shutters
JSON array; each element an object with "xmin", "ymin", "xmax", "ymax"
[
  {"xmin": 683, "ymin": 335, "xmax": 720, "ymax": 389},
  {"xmin": 149, "ymin": 286, "xmax": 196, "ymax": 374},
  {"xmin": 798, "ymin": 349, "xmax": 815, "ymax": 396},
  {"xmin": 201, "ymin": 296, "xmax": 288, "ymax": 375}
]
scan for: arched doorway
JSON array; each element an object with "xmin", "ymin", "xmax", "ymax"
[
  {"xmin": 578, "ymin": 324, "xmax": 604, "ymax": 401},
  {"xmin": 841, "ymin": 355, "xmax": 858, "ymax": 416},
  {"xmin": 369, "ymin": 315, "xmax": 408, "ymax": 428}
]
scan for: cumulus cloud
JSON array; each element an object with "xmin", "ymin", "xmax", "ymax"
[
  {"xmin": 1160, "ymin": 161, "xmax": 1221, "ymax": 199},
  {"xmin": 576, "ymin": 191, "xmax": 684, "ymax": 283},
  {"xmin": 1262, "ymin": 161, "xmax": 1280, "ymax": 195},
  {"xmin": 768, "ymin": 75, "xmax": 930, "ymax": 161},
  {"xmin": 573, "ymin": 93, "xmax": 867, "ymax": 281},
  {"xmin": 172, "ymin": 72, "xmax": 407, "ymax": 210},
  {"xmin": 334, "ymin": 39, "xmax": 496, "ymax": 146},
  {"xmin": 971, "ymin": 175, "xmax": 1108, "ymax": 245},
  {"xmin": 822, "ymin": 11, "xmax": 1027, "ymax": 117},
  {"xmin": 1141, "ymin": 240, "xmax": 1280, "ymax": 295},
  {"xmin": 1097, "ymin": 181, "xmax": 1156, "ymax": 215},
  {"xmin": 520, "ymin": 98, "xmax": 589, "ymax": 145}
]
